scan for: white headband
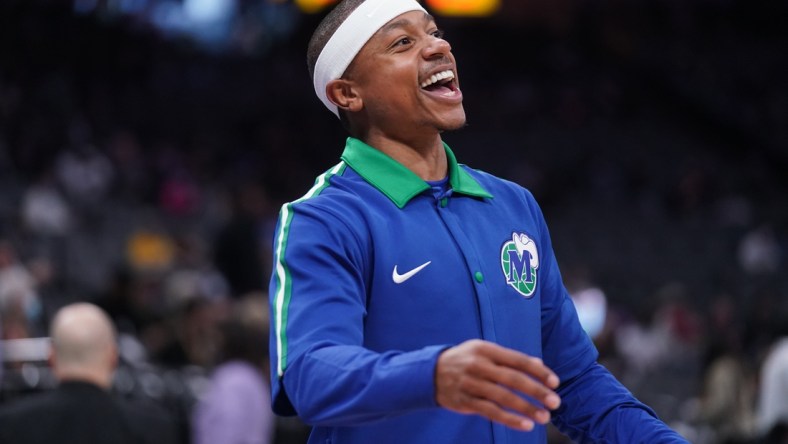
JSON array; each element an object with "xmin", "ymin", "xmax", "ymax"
[{"xmin": 313, "ymin": 0, "xmax": 427, "ymax": 117}]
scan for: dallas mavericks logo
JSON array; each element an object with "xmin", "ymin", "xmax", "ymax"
[{"xmin": 500, "ymin": 232, "xmax": 540, "ymax": 297}]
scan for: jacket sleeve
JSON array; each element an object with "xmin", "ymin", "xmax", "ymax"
[
  {"xmin": 269, "ymin": 200, "xmax": 445, "ymax": 426},
  {"xmin": 552, "ymin": 363, "xmax": 689, "ymax": 443},
  {"xmin": 528, "ymin": 192, "xmax": 688, "ymax": 443}
]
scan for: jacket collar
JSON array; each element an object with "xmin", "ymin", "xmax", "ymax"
[{"xmin": 340, "ymin": 137, "xmax": 493, "ymax": 209}]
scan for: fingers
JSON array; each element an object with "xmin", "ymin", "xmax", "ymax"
[
  {"xmin": 435, "ymin": 340, "xmax": 563, "ymax": 431},
  {"xmin": 466, "ymin": 397, "xmax": 537, "ymax": 432},
  {"xmin": 463, "ymin": 340, "xmax": 560, "ymax": 410},
  {"xmin": 439, "ymin": 380, "xmax": 539, "ymax": 431},
  {"xmin": 462, "ymin": 376, "xmax": 553, "ymax": 425},
  {"xmin": 468, "ymin": 361, "xmax": 561, "ymax": 412},
  {"xmin": 477, "ymin": 341, "xmax": 561, "ymax": 391}
]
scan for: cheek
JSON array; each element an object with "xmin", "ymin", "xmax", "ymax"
[
  {"xmin": 385, "ymin": 62, "xmax": 417, "ymax": 90},
  {"xmin": 377, "ymin": 92, "xmax": 414, "ymax": 116},
  {"xmin": 360, "ymin": 59, "xmax": 419, "ymax": 112},
  {"xmin": 378, "ymin": 80, "xmax": 417, "ymax": 109}
]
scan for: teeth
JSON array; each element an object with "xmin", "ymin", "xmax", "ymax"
[{"xmin": 421, "ymin": 70, "xmax": 455, "ymax": 88}]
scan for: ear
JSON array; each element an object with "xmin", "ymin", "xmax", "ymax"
[
  {"xmin": 326, "ymin": 79, "xmax": 364, "ymax": 113},
  {"xmin": 108, "ymin": 345, "xmax": 119, "ymax": 370},
  {"xmin": 48, "ymin": 348, "xmax": 56, "ymax": 369}
]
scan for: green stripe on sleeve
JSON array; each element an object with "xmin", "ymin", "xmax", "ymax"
[{"xmin": 273, "ymin": 162, "xmax": 346, "ymax": 377}]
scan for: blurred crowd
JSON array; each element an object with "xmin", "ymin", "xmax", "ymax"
[{"xmin": 1, "ymin": 0, "xmax": 787, "ymax": 443}]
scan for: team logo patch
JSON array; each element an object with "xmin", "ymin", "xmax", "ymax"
[{"xmin": 500, "ymin": 232, "xmax": 540, "ymax": 298}]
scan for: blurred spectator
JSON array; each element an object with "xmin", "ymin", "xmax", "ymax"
[
  {"xmin": 691, "ymin": 294, "xmax": 757, "ymax": 442},
  {"xmin": 153, "ymin": 296, "xmax": 226, "ymax": 369},
  {"xmin": 615, "ymin": 306, "xmax": 672, "ymax": 377},
  {"xmin": 0, "ymin": 240, "xmax": 41, "ymax": 333},
  {"xmin": 1, "ymin": 298, "xmax": 32, "ymax": 343},
  {"xmin": 164, "ymin": 232, "xmax": 230, "ymax": 310},
  {"xmin": 695, "ymin": 354, "xmax": 756, "ymax": 443},
  {"xmin": 0, "ymin": 302, "xmax": 179, "ymax": 444},
  {"xmin": 96, "ymin": 268, "xmax": 161, "ymax": 339},
  {"xmin": 653, "ymin": 283, "xmax": 702, "ymax": 347},
  {"xmin": 213, "ymin": 181, "xmax": 273, "ymax": 296},
  {"xmin": 744, "ymin": 286, "xmax": 787, "ymax": 361},
  {"xmin": 153, "ymin": 233, "xmax": 230, "ymax": 369},
  {"xmin": 126, "ymin": 226, "xmax": 176, "ymax": 275},
  {"xmin": 55, "ymin": 140, "xmax": 114, "ymax": 208},
  {"xmin": 106, "ymin": 129, "xmax": 154, "ymax": 203},
  {"xmin": 757, "ymin": 337, "xmax": 788, "ymax": 441},
  {"xmin": 570, "ymin": 286, "xmax": 608, "ymax": 340},
  {"xmin": 738, "ymin": 225, "xmax": 781, "ymax": 275},
  {"xmin": 21, "ymin": 170, "xmax": 72, "ymax": 238},
  {"xmin": 159, "ymin": 171, "xmax": 202, "ymax": 219},
  {"xmin": 192, "ymin": 294, "xmax": 274, "ymax": 444},
  {"xmin": 613, "ymin": 283, "xmax": 704, "ymax": 427}
]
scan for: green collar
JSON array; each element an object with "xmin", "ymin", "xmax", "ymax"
[{"xmin": 340, "ymin": 137, "xmax": 493, "ymax": 209}]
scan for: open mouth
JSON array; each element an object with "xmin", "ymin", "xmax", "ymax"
[{"xmin": 420, "ymin": 69, "xmax": 459, "ymax": 96}]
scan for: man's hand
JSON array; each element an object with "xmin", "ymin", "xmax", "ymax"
[{"xmin": 435, "ymin": 340, "xmax": 561, "ymax": 431}]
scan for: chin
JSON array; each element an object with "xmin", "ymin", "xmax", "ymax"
[
  {"xmin": 438, "ymin": 121, "xmax": 467, "ymax": 132},
  {"xmin": 437, "ymin": 110, "xmax": 467, "ymax": 132}
]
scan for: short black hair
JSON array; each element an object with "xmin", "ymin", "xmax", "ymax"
[{"xmin": 306, "ymin": 0, "xmax": 367, "ymax": 81}]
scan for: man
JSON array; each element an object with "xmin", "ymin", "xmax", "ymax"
[
  {"xmin": 269, "ymin": 0, "xmax": 689, "ymax": 442},
  {"xmin": 0, "ymin": 303, "xmax": 179, "ymax": 444},
  {"xmin": 192, "ymin": 295, "xmax": 275, "ymax": 444},
  {"xmin": 757, "ymin": 336, "xmax": 788, "ymax": 442}
]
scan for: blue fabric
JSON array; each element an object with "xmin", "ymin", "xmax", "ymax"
[
  {"xmin": 425, "ymin": 176, "xmax": 450, "ymax": 200},
  {"xmin": 269, "ymin": 139, "xmax": 688, "ymax": 443}
]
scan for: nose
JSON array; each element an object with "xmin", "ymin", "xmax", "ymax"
[{"xmin": 422, "ymin": 35, "xmax": 452, "ymax": 60}]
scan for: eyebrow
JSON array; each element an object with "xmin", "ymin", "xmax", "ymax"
[{"xmin": 378, "ymin": 12, "xmax": 436, "ymax": 35}]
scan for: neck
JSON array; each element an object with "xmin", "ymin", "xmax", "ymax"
[
  {"xmin": 55, "ymin": 367, "xmax": 113, "ymax": 390},
  {"xmin": 361, "ymin": 131, "xmax": 448, "ymax": 181}
]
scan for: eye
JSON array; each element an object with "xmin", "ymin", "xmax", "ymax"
[
  {"xmin": 394, "ymin": 37, "xmax": 412, "ymax": 47},
  {"xmin": 430, "ymin": 29, "xmax": 445, "ymax": 39}
]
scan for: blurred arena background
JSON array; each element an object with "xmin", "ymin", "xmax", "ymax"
[{"xmin": 0, "ymin": 0, "xmax": 786, "ymax": 443}]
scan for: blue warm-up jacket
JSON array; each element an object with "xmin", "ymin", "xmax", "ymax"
[{"xmin": 270, "ymin": 137, "xmax": 688, "ymax": 444}]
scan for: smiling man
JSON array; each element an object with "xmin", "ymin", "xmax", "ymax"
[{"xmin": 269, "ymin": 1, "xmax": 689, "ymax": 443}]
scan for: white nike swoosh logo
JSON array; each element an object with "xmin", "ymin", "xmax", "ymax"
[{"xmin": 392, "ymin": 261, "xmax": 432, "ymax": 284}]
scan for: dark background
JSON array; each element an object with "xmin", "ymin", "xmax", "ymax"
[{"xmin": 0, "ymin": 0, "xmax": 786, "ymax": 443}]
